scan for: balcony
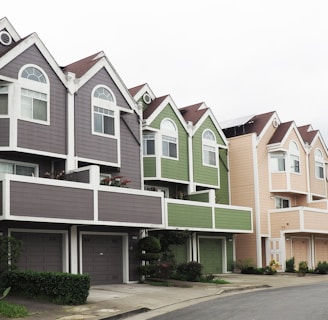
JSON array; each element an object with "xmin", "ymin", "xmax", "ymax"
[
  {"xmin": 270, "ymin": 206, "xmax": 328, "ymax": 237},
  {"xmin": 165, "ymin": 198, "xmax": 253, "ymax": 233},
  {"xmin": 0, "ymin": 172, "xmax": 164, "ymax": 228}
]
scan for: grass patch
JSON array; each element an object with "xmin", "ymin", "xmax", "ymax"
[{"xmin": 0, "ymin": 300, "xmax": 29, "ymax": 318}]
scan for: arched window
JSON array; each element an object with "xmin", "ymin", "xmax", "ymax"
[
  {"xmin": 160, "ymin": 119, "xmax": 177, "ymax": 158},
  {"xmin": 289, "ymin": 141, "xmax": 300, "ymax": 173},
  {"xmin": 19, "ymin": 65, "xmax": 49, "ymax": 122},
  {"xmin": 315, "ymin": 148, "xmax": 324, "ymax": 179},
  {"xmin": 92, "ymin": 86, "xmax": 116, "ymax": 136},
  {"xmin": 202, "ymin": 129, "xmax": 217, "ymax": 166}
]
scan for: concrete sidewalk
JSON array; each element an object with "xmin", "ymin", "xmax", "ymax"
[{"xmin": 6, "ymin": 273, "xmax": 328, "ymax": 320}]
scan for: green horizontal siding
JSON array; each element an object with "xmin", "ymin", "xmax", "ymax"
[
  {"xmin": 215, "ymin": 208, "xmax": 252, "ymax": 230},
  {"xmin": 189, "ymin": 193, "xmax": 209, "ymax": 202},
  {"xmin": 143, "ymin": 157, "xmax": 156, "ymax": 177},
  {"xmin": 168, "ymin": 203, "xmax": 212, "ymax": 228}
]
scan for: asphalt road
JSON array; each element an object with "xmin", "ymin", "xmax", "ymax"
[{"xmin": 149, "ymin": 282, "xmax": 328, "ymax": 320}]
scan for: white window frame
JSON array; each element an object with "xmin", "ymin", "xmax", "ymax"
[
  {"xmin": 275, "ymin": 197, "xmax": 290, "ymax": 209},
  {"xmin": 315, "ymin": 148, "xmax": 324, "ymax": 179},
  {"xmin": 270, "ymin": 152, "xmax": 286, "ymax": 172},
  {"xmin": 161, "ymin": 118, "xmax": 178, "ymax": 159},
  {"xmin": 19, "ymin": 65, "xmax": 50, "ymax": 124},
  {"xmin": 0, "ymin": 159, "xmax": 38, "ymax": 179},
  {"xmin": 202, "ymin": 129, "xmax": 218, "ymax": 167},
  {"xmin": 91, "ymin": 85, "xmax": 118, "ymax": 138},
  {"xmin": 289, "ymin": 141, "xmax": 300, "ymax": 174}
]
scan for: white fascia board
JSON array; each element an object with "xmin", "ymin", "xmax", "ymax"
[
  {"xmin": 0, "ymin": 17, "xmax": 21, "ymax": 41},
  {"xmin": 146, "ymin": 95, "xmax": 189, "ymax": 133},
  {"xmin": 75, "ymin": 57, "xmax": 138, "ymax": 114},
  {"xmin": 0, "ymin": 33, "xmax": 67, "ymax": 87}
]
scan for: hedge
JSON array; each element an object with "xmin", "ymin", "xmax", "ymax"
[{"xmin": 2, "ymin": 271, "xmax": 90, "ymax": 305}]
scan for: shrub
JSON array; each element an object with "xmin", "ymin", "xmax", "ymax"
[
  {"xmin": 263, "ymin": 259, "xmax": 279, "ymax": 275},
  {"xmin": 175, "ymin": 261, "xmax": 203, "ymax": 282},
  {"xmin": 315, "ymin": 261, "xmax": 328, "ymax": 274},
  {"xmin": 0, "ymin": 300, "xmax": 28, "ymax": 318},
  {"xmin": 3, "ymin": 271, "xmax": 90, "ymax": 305},
  {"xmin": 285, "ymin": 257, "xmax": 295, "ymax": 273},
  {"xmin": 298, "ymin": 261, "xmax": 308, "ymax": 276}
]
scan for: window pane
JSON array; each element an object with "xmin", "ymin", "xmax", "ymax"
[
  {"xmin": 94, "ymin": 113, "xmax": 102, "ymax": 133},
  {"xmin": 169, "ymin": 142, "xmax": 177, "ymax": 158},
  {"xmin": 16, "ymin": 165, "xmax": 35, "ymax": 176},
  {"xmin": 147, "ymin": 140, "xmax": 155, "ymax": 155},
  {"xmin": 104, "ymin": 115, "xmax": 114, "ymax": 135},
  {"xmin": 0, "ymin": 94, "xmax": 8, "ymax": 114},
  {"xmin": 33, "ymin": 98, "xmax": 47, "ymax": 121},
  {"xmin": 21, "ymin": 95, "xmax": 33, "ymax": 118},
  {"xmin": 162, "ymin": 140, "xmax": 169, "ymax": 157},
  {"xmin": 0, "ymin": 162, "xmax": 14, "ymax": 176}
]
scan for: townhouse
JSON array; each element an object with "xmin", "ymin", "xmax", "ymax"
[
  {"xmin": 0, "ymin": 17, "xmax": 252, "ymax": 283},
  {"xmin": 221, "ymin": 111, "xmax": 328, "ymax": 270},
  {"xmin": 130, "ymin": 84, "xmax": 252, "ymax": 274}
]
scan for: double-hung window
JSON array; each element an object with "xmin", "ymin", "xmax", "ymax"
[
  {"xmin": 289, "ymin": 141, "xmax": 300, "ymax": 173},
  {"xmin": 270, "ymin": 152, "xmax": 286, "ymax": 172},
  {"xmin": 93, "ymin": 86, "xmax": 116, "ymax": 136},
  {"xmin": 20, "ymin": 66, "xmax": 49, "ymax": 123},
  {"xmin": 161, "ymin": 119, "xmax": 178, "ymax": 159},
  {"xmin": 315, "ymin": 149, "xmax": 324, "ymax": 179},
  {"xmin": 202, "ymin": 129, "xmax": 217, "ymax": 166},
  {"xmin": 143, "ymin": 133, "xmax": 155, "ymax": 155}
]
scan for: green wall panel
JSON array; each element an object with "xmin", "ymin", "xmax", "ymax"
[
  {"xmin": 189, "ymin": 193, "xmax": 209, "ymax": 202},
  {"xmin": 168, "ymin": 203, "xmax": 212, "ymax": 228},
  {"xmin": 143, "ymin": 157, "xmax": 156, "ymax": 177},
  {"xmin": 216, "ymin": 148, "xmax": 229, "ymax": 204},
  {"xmin": 199, "ymin": 238, "xmax": 222, "ymax": 274},
  {"xmin": 215, "ymin": 208, "xmax": 252, "ymax": 230}
]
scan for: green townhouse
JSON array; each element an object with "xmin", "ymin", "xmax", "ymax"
[{"xmin": 129, "ymin": 84, "xmax": 253, "ymax": 274}]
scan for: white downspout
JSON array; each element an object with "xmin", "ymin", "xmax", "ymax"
[{"xmin": 253, "ymin": 134, "xmax": 262, "ymax": 267}]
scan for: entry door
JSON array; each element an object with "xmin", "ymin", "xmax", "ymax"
[
  {"xmin": 82, "ymin": 235, "xmax": 123, "ymax": 285},
  {"xmin": 199, "ymin": 238, "xmax": 222, "ymax": 274}
]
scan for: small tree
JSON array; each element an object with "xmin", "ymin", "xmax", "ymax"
[
  {"xmin": 137, "ymin": 236, "xmax": 161, "ymax": 279},
  {"xmin": 285, "ymin": 257, "xmax": 295, "ymax": 273}
]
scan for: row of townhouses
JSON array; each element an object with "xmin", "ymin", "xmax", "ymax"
[{"xmin": 0, "ymin": 17, "xmax": 327, "ymax": 285}]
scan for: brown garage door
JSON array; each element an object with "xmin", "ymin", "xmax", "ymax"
[
  {"xmin": 82, "ymin": 235, "xmax": 123, "ymax": 285},
  {"xmin": 12, "ymin": 232, "xmax": 63, "ymax": 272}
]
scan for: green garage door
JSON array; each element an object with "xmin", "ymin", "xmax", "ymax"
[{"xmin": 199, "ymin": 238, "xmax": 222, "ymax": 274}]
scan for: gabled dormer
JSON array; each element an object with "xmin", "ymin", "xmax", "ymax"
[
  {"xmin": 179, "ymin": 102, "xmax": 229, "ymax": 203},
  {"xmin": 267, "ymin": 121, "xmax": 308, "ymax": 196}
]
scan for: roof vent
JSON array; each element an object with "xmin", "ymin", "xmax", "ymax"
[
  {"xmin": 0, "ymin": 31, "xmax": 12, "ymax": 46},
  {"xmin": 272, "ymin": 118, "xmax": 279, "ymax": 128},
  {"xmin": 142, "ymin": 93, "xmax": 152, "ymax": 105}
]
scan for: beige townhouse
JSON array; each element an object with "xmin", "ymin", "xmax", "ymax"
[{"xmin": 221, "ymin": 111, "xmax": 328, "ymax": 270}]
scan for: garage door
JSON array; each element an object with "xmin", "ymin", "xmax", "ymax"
[
  {"xmin": 314, "ymin": 239, "xmax": 328, "ymax": 265},
  {"xmin": 82, "ymin": 235, "xmax": 123, "ymax": 285},
  {"xmin": 199, "ymin": 238, "xmax": 222, "ymax": 274},
  {"xmin": 12, "ymin": 232, "xmax": 63, "ymax": 272}
]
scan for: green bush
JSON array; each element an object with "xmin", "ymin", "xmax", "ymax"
[
  {"xmin": 315, "ymin": 261, "xmax": 328, "ymax": 274},
  {"xmin": 175, "ymin": 261, "xmax": 203, "ymax": 281},
  {"xmin": 0, "ymin": 236, "xmax": 21, "ymax": 275},
  {"xmin": 298, "ymin": 261, "xmax": 308, "ymax": 276},
  {"xmin": 0, "ymin": 300, "xmax": 28, "ymax": 318},
  {"xmin": 3, "ymin": 271, "xmax": 90, "ymax": 305},
  {"xmin": 285, "ymin": 257, "xmax": 295, "ymax": 273}
]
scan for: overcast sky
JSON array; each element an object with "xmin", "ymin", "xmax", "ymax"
[{"xmin": 3, "ymin": 1, "xmax": 328, "ymax": 142}]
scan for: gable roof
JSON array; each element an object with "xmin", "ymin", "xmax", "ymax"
[
  {"xmin": 222, "ymin": 111, "xmax": 276, "ymax": 138},
  {"xmin": 129, "ymin": 84, "xmax": 146, "ymax": 97},
  {"xmin": 268, "ymin": 121, "xmax": 293, "ymax": 144},
  {"xmin": 62, "ymin": 52, "xmax": 103, "ymax": 78},
  {"xmin": 298, "ymin": 125, "xmax": 318, "ymax": 145},
  {"xmin": 143, "ymin": 95, "xmax": 169, "ymax": 119},
  {"xmin": 179, "ymin": 103, "xmax": 207, "ymax": 125}
]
